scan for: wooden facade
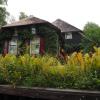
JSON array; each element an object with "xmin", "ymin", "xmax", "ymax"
[
  {"xmin": 62, "ymin": 31, "xmax": 83, "ymax": 53},
  {"xmin": 0, "ymin": 17, "xmax": 61, "ymax": 55},
  {"xmin": 53, "ymin": 19, "xmax": 83, "ymax": 53}
]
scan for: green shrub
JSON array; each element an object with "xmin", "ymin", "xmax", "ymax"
[{"xmin": 0, "ymin": 48, "xmax": 99, "ymax": 90}]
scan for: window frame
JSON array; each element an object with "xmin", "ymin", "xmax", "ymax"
[
  {"xmin": 30, "ymin": 37, "xmax": 40, "ymax": 55},
  {"xmin": 9, "ymin": 38, "xmax": 18, "ymax": 55},
  {"xmin": 31, "ymin": 27, "xmax": 36, "ymax": 35},
  {"xmin": 65, "ymin": 33, "xmax": 72, "ymax": 39}
]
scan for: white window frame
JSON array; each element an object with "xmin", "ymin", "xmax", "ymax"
[
  {"xmin": 65, "ymin": 33, "xmax": 72, "ymax": 39},
  {"xmin": 9, "ymin": 38, "xmax": 17, "ymax": 55},
  {"xmin": 31, "ymin": 28, "xmax": 36, "ymax": 34},
  {"xmin": 30, "ymin": 37, "xmax": 40, "ymax": 55}
]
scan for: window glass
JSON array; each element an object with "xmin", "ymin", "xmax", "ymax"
[
  {"xmin": 9, "ymin": 39, "xmax": 17, "ymax": 55},
  {"xmin": 65, "ymin": 33, "xmax": 72, "ymax": 39},
  {"xmin": 30, "ymin": 37, "xmax": 40, "ymax": 55},
  {"xmin": 32, "ymin": 28, "xmax": 36, "ymax": 34}
]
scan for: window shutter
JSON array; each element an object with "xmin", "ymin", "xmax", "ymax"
[
  {"xmin": 3, "ymin": 40, "xmax": 8, "ymax": 55},
  {"xmin": 40, "ymin": 37, "xmax": 45, "ymax": 55}
]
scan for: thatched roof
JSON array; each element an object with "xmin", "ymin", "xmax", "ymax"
[
  {"xmin": 52, "ymin": 19, "xmax": 82, "ymax": 33},
  {"xmin": 3, "ymin": 17, "xmax": 49, "ymax": 28}
]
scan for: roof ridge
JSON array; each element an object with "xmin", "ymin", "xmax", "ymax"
[
  {"xmin": 54, "ymin": 19, "xmax": 81, "ymax": 30},
  {"xmin": 2, "ymin": 16, "xmax": 48, "ymax": 28},
  {"xmin": 9, "ymin": 16, "xmax": 44, "ymax": 24},
  {"xmin": 52, "ymin": 19, "xmax": 82, "ymax": 32}
]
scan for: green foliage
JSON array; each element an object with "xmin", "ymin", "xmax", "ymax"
[
  {"xmin": 0, "ymin": 0, "xmax": 7, "ymax": 5},
  {"xmin": 65, "ymin": 43, "xmax": 81, "ymax": 53},
  {"xmin": 0, "ymin": 7, "xmax": 9, "ymax": 26},
  {"xmin": 0, "ymin": 0, "xmax": 9, "ymax": 26},
  {"xmin": 82, "ymin": 22, "xmax": 100, "ymax": 52},
  {"xmin": 17, "ymin": 27, "xmax": 32, "ymax": 39},
  {"xmin": 0, "ymin": 24, "xmax": 59, "ymax": 55},
  {"xmin": 0, "ymin": 0, "xmax": 9, "ymax": 53},
  {"xmin": 38, "ymin": 26, "xmax": 58, "ymax": 55},
  {"xmin": 19, "ymin": 12, "xmax": 28, "ymax": 20},
  {"xmin": 0, "ymin": 48, "xmax": 100, "ymax": 90}
]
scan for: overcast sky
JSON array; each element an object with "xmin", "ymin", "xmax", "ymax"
[{"xmin": 7, "ymin": 0, "xmax": 100, "ymax": 29}]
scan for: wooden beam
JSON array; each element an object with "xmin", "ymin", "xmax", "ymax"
[{"xmin": 0, "ymin": 85, "xmax": 100, "ymax": 100}]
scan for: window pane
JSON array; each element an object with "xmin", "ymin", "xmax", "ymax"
[
  {"xmin": 30, "ymin": 37, "xmax": 40, "ymax": 55},
  {"xmin": 9, "ymin": 39, "xmax": 17, "ymax": 55},
  {"xmin": 31, "ymin": 44, "xmax": 40, "ymax": 54},
  {"xmin": 65, "ymin": 33, "xmax": 72, "ymax": 39},
  {"xmin": 9, "ymin": 45, "xmax": 17, "ymax": 54},
  {"xmin": 10, "ymin": 41, "xmax": 17, "ymax": 45},
  {"xmin": 32, "ymin": 28, "xmax": 36, "ymax": 34}
]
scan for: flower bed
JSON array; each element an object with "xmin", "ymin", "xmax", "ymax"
[{"xmin": 0, "ymin": 47, "xmax": 100, "ymax": 90}]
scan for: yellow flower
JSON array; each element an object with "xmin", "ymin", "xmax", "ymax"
[{"xmin": 77, "ymin": 52, "xmax": 84, "ymax": 70}]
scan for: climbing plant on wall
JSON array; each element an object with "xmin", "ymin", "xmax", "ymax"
[
  {"xmin": 0, "ymin": 28, "xmax": 14, "ymax": 53},
  {"xmin": 17, "ymin": 27, "xmax": 32, "ymax": 55},
  {"xmin": 38, "ymin": 25, "xmax": 59, "ymax": 55},
  {"xmin": 1, "ymin": 25, "xmax": 59, "ymax": 55},
  {"xmin": 0, "ymin": 26, "xmax": 33, "ymax": 55},
  {"xmin": 64, "ymin": 43, "xmax": 81, "ymax": 53},
  {"xmin": 17, "ymin": 27, "xmax": 33, "ymax": 40}
]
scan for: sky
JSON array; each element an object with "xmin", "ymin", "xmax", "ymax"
[{"xmin": 6, "ymin": 0, "xmax": 100, "ymax": 29}]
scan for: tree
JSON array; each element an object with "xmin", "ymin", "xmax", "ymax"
[
  {"xmin": 0, "ymin": 7, "xmax": 9, "ymax": 26},
  {"xmin": 0, "ymin": 0, "xmax": 9, "ymax": 53},
  {"xmin": 82, "ymin": 22, "xmax": 100, "ymax": 52},
  {"xmin": 0, "ymin": 0, "xmax": 7, "ymax": 5},
  {"xmin": 0, "ymin": 0, "xmax": 9, "ymax": 26},
  {"xmin": 19, "ymin": 12, "xmax": 28, "ymax": 20}
]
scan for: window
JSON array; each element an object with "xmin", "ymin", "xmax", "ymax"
[
  {"xmin": 65, "ymin": 33, "xmax": 72, "ymax": 39},
  {"xmin": 32, "ymin": 28, "xmax": 36, "ymax": 34},
  {"xmin": 30, "ymin": 37, "xmax": 40, "ymax": 55},
  {"xmin": 9, "ymin": 39, "xmax": 17, "ymax": 55}
]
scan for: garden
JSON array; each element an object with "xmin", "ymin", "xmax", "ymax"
[{"xmin": 0, "ymin": 47, "xmax": 100, "ymax": 90}]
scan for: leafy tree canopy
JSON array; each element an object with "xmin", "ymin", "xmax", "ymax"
[
  {"xmin": 0, "ymin": 0, "xmax": 9, "ymax": 53},
  {"xmin": 0, "ymin": 7, "xmax": 9, "ymax": 26},
  {"xmin": 0, "ymin": 0, "xmax": 7, "ymax": 5},
  {"xmin": 19, "ymin": 12, "xmax": 28, "ymax": 20},
  {"xmin": 82, "ymin": 22, "xmax": 100, "ymax": 52},
  {"xmin": 0, "ymin": 0, "xmax": 9, "ymax": 26}
]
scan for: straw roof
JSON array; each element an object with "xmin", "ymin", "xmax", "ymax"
[{"xmin": 52, "ymin": 19, "xmax": 82, "ymax": 33}]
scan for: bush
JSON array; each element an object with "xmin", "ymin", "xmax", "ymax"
[{"xmin": 0, "ymin": 47, "xmax": 100, "ymax": 90}]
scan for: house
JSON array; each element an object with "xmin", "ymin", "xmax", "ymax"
[
  {"xmin": 0, "ymin": 17, "xmax": 61, "ymax": 55},
  {"xmin": 52, "ymin": 19, "xmax": 83, "ymax": 53}
]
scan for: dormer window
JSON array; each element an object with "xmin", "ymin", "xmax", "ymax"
[
  {"xmin": 65, "ymin": 33, "xmax": 72, "ymax": 39},
  {"xmin": 32, "ymin": 28, "xmax": 36, "ymax": 34}
]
